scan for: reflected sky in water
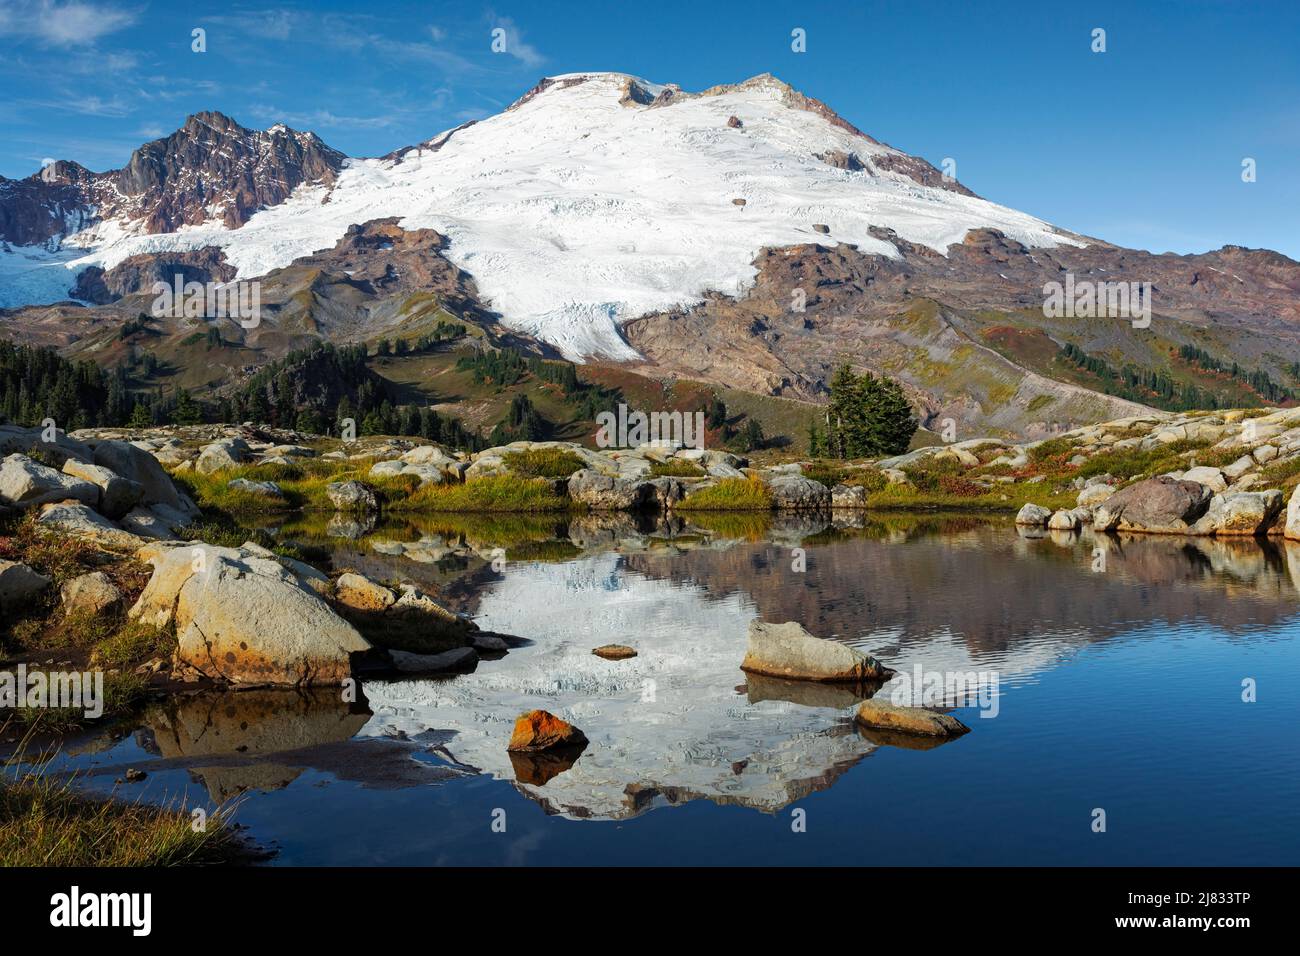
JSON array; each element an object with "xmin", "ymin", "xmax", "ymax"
[{"xmin": 28, "ymin": 515, "xmax": 1300, "ymax": 865}]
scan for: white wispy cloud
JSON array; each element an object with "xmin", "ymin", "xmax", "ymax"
[
  {"xmin": 489, "ymin": 15, "xmax": 545, "ymax": 68},
  {"xmin": 0, "ymin": 0, "xmax": 137, "ymax": 47}
]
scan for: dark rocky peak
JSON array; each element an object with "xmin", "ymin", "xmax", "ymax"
[{"xmin": 114, "ymin": 112, "xmax": 345, "ymax": 231}]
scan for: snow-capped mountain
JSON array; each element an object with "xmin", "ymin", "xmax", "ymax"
[{"xmin": 0, "ymin": 71, "xmax": 1083, "ymax": 360}]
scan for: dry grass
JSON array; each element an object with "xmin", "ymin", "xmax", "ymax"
[{"xmin": 0, "ymin": 744, "xmax": 252, "ymax": 866}]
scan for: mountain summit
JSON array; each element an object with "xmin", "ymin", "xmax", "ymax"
[{"xmin": 0, "ymin": 72, "xmax": 1079, "ymax": 358}]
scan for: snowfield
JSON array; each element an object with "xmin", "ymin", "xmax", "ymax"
[{"xmin": 0, "ymin": 72, "xmax": 1083, "ymax": 360}]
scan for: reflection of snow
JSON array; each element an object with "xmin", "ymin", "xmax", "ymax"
[
  {"xmin": 865, "ymin": 627, "xmax": 1086, "ymax": 706},
  {"xmin": 361, "ymin": 554, "xmax": 879, "ymax": 820}
]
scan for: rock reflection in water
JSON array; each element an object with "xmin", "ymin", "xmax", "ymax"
[
  {"xmin": 124, "ymin": 690, "xmax": 461, "ymax": 802},
  {"xmin": 179, "ymin": 510, "xmax": 1300, "ymax": 825}
]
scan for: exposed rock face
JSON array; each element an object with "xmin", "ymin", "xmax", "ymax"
[
  {"xmin": 0, "ymin": 454, "xmax": 99, "ymax": 509},
  {"xmin": 0, "ymin": 559, "xmax": 51, "ymax": 611},
  {"xmin": 91, "ymin": 440, "xmax": 192, "ymax": 513},
  {"xmin": 1047, "ymin": 509, "xmax": 1080, "ymax": 531},
  {"xmin": 227, "ymin": 477, "xmax": 283, "ymax": 498},
  {"xmin": 507, "ymin": 710, "xmax": 589, "ymax": 752},
  {"xmin": 37, "ymin": 502, "xmax": 144, "ymax": 551},
  {"xmin": 765, "ymin": 474, "xmax": 831, "ymax": 511},
  {"xmin": 623, "ymin": 235, "xmax": 1300, "ymax": 436},
  {"xmin": 71, "ymin": 247, "xmax": 236, "ymax": 303},
  {"xmin": 1284, "ymin": 485, "xmax": 1300, "ymax": 541},
  {"xmin": 855, "ymin": 699, "xmax": 971, "ymax": 738},
  {"xmin": 1093, "ymin": 477, "xmax": 1214, "ymax": 534},
  {"xmin": 61, "ymin": 571, "xmax": 123, "ymax": 616},
  {"xmin": 130, "ymin": 543, "xmax": 370, "ymax": 686},
  {"xmin": 1190, "ymin": 491, "xmax": 1285, "ymax": 537},
  {"xmin": 741, "ymin": 620, "xmax": 891, "ymax": 682},
  {"xmin": 196, "ymin": 438, "xmax": 252, "ymax": 474},
  {"xmin": 0, "ymin": 426, "xmax": 93, "ymax": 467},
  {"xmin": 1015, "ymin": 503, "xmax": 1052, "ymax": 526},
  {"xmin": 61, "ymin": 459, "xmax": 144, "ymax": 518},
  {"xmin": 0, "ymin": 112, "xmax": 344, "ymax": 247},
  {"xmin": 567, "ymin": 469, "xmax": 656, "ymax": 510}
]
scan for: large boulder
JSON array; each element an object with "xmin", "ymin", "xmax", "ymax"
[
  {"xmin": 0, "ymin": 454, "xmax": 99, "ymax": 509},
  {"xmin": 1047, "ymin": 509, "xmax": 1080, "ymax": 531},
  {"xmin": 1181, "ymin": 466, "xmax": 1228, "ymax": 493},
  {"xmin": 1015, "ymin": 503, "xmax": 1052, "ymax": 526},
  {"xmin": 326, "ymin": 481, "xmax": 378, "ymax": 512},
  {"xmin": 36, "ymin": 501, "xmax": 144, "ymax": 551},
  {"xmin": 1092, "ymin": 477, "xmax": 1214, "ymax": 533},
  {"xmin": 0, "ymin": 425, "xmax": 93, "ymax": 467},
  {"xmin": 130, "ymin": 543, "xmax": 371, "ymax": 686},
  {"xmin": 741, "ymin": 620, "xmax": 892, "ymax": 683},
  {"xmin": 831, "ymin": 484, "xmax": 868, "ymax": 509},
  {"xmin": 765, "ymin": 474, "xmax": 831, "ymax": 511},
  {"xmin": 227, "ymin": 477, "xmax": 283, "ymax": 498},
  {"xmin": 61, "ymin": 459, "xmax": 144, "ymax": 518},
  {"xmin": 1076, "ymin": 483, "xmax": 1115, "ymax": 509},
  {"xmin": 195, "ymin": 438, "xmax": 251, "ymax": 475},
  {"xmin": 0, "ymin": 559, "xmax": 51, "ymax": 611},
  {"xmin": 61, "ymin": 571, "xmax": 124, "ymax": 616},
  {"xmin": 332, "ymin": 572, "xmax": 480, "ymax": 652},
  {"xmin": 567, "ymin": 469, "xmax": 656, "ymax": 510},
  {"xmin": 400, "ymin": 445, "xmax": 458, "ymax": 468},
  {"xmin": 1190, "ymin": 491, "xmax": 1285, "ymax": 537},
  {"xmin": 1285, "ymin": 485, "xmax": 1300, "ymax": 541},
  {"xmin": 90, "ymin": 440, "xmax": 191, "ymax": 512}
]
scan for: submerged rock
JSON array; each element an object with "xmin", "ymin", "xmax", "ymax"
[
  {"xmin": 388, "ymin": 647, "xmax": 478, "ymax": 674},
  {"xmin": 507, "ymin": 709, "xmax": 589, "ymax": 752},
  {"xmin": 855, "ymin": 699, "xmax": 971, "ymax": 738},
  {"xmin": 741, "ymin": 620, "xmax": 891, "ymax": 683}
]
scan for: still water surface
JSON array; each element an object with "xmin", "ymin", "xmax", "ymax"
[{"xmin": 36, "ymin": 513, "xmax": 1300, "ymax": 865}]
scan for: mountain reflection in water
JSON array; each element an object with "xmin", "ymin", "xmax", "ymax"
[{"xmin": 29, "ymin": 514, "xmax": 1300, "ymax": 861}]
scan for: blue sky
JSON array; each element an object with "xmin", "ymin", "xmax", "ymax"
[{"xmin": 1, "ymin": 0, "xmax": 1297, "ymax": 257}]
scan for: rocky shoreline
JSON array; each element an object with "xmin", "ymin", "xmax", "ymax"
[{"xmin": 2, "ymin": 404, "xmax": 1299, "ymax": 701}]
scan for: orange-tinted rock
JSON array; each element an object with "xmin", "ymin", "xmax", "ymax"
[
  {"xmin": 592, "ymin": 644, "xmax": 637, "ymax": 660},
  {"xmin": 507, "ymin": 709, "xmax": 588, "ymax": 752}
]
